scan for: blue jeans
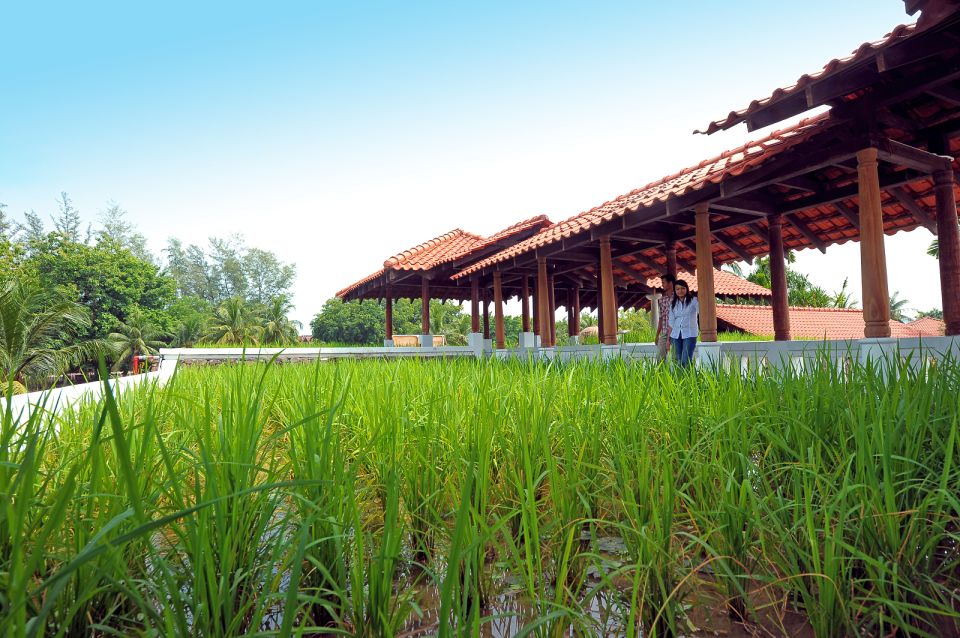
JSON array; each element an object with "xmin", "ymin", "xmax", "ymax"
[{"xmin": 672, "ymin": 336, "xmax": 697, "ymax": 367}]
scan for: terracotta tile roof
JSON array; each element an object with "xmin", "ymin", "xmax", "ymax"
[
  {"xmin": 715, "ymin": 304, "xmax": 941, "ymax": 340},
  {"xmin": 337, "ymin": 216, "xmax": 552, "ymax": 299},
  {"xmin": 647, "ymin": 269, "xmax": 772, "ymax": 297},
  {"xmin": 455, "ymin": 114, "xmax": 834, "ymax": 279},
  {"xmin": 908, "ymin": 316, "xmax": 946, "ymax": 336},
  {"xmin": 383, "ymin": 229, "xmax": 485, "ymax": 270},
  {"xmin": 696, "ymin": 24, "xmax": 918, "ymax": 135}
]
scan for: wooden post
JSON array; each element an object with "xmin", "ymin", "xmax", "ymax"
[
  {"xmin": 537, "ymin": 257, "xmax": 551, "ymax": 346},
  {"xmin": 934, "ymin": 168, "xmax": 960, "ymax": 335},
  {"xmin": 482, "ymin": 292, "xmax": 490, "ymax": 340},
  {"xmin": 857, "ymin": 148, "xmax": 892, "ymax": 338},
  {"xmin": 666, "ymin": 241, "xmax": 678, "ymax": 278},
  {"xmin": 493, "ymin": 271, "xmax": 505, "ymax": 349},
  {"xmin": 599, "ymin": 235, "xmax": 617, "ymax": 345},
  {"xmin": 532, "ymin": 283, "xmax": 540, "ymax": 337},
  {"xmin": 572, "ymin": 286, "xmax": 581, "ymax": 336},
  {"xmin": 421, "ymin": 276, "xmax": 430, "ymax": 336},
  {"xmin": 566, "ymin": 289, "xmax": 576, "ymax": 337},
  {"xmin": 470, "ymin": 278, "xmax": 480, "ymax": 333},
  {"xmin": 768, "ymin": 215, "xmax": 792, "ymax": 341},
  {"xmin": 385, "ymin": 289, "xmax": 394, "ymax": 342},
  {"xmin": 548, "ymin": 274, "xmax": 557, "ymax": 346},
  {"xmin": 597, "ymin": 289, "xmax": 606, "ymax": 343},
  {"xmin": 695, "ymin": 204, "xmax": 718, "ymax": 342},
  {"xmin": 520, "ymin": 275, "xmax": 530, "ymax": 333}
]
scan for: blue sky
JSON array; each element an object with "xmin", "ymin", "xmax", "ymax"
[{"xmin": 1, "ymin": 1, "xmax": 940, "ymax": 324}]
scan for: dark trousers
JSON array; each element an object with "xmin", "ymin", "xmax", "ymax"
[{"xmin": 671, "ymin": 336, "xmax": 697, "ymax": 366}]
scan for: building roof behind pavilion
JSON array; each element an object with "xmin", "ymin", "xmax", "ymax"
[
  {"xmin": 716, "ymin": 304, "xmax": 943, "ymax": 339},
  {"xmin": 336, "ymin": 215, "xmax": 552, "ymax": 300}
]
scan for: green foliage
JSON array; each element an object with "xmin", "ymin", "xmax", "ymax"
[
  {"xmin": 0, "ymin": 280, "xmax": 103, "ymax": 389},
  {"xmin": 205, "ymin": 296, "xmax": 263, "ymax": 345},
  {"xmin": 260, "ymin": 296, "xmax": 303, "ymax": 344},
  {"xmin": 23, "ymin": 233, "xmax": 175, "ymax": 340},
  {"xmin": 889, "ymin": 290, "xmax": 911, "ymax": 322},
  {"xmin": 107, "ymin": 313, "xmax": 170, "ymax": 371},
  {"xmin": 916, "ymin": 308, "xmax": 944, "ymax": 320},
  {"xmin": 165, "ymin": 235, "xmax": 295, "ymax": 305},
  {"xmin": 310, "ymin": 298, "xmax": 485, "ymax": 346},
  {"xmin": 619, "ymin": 308, "xmax": 655, "ymax": 343},
  {"xmin": 745, "ymin": 253, "xmax": 832, "ymax": 307}
]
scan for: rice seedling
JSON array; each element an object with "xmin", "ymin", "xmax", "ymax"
[{"xmin": 1, "ymin": 352, "xmax": 958, "ymax": 637}]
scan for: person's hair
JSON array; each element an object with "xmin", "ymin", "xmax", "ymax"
[
  {"xmin": 663, "ymin": 274, "xmax": 676, "ymax": 284},
  {"xmin": 671, "ymin": 278, "xmax": 696, "ymax": 310}
]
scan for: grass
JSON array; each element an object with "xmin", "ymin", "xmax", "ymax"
[{"xmin": 2, "ymin": 356, "xmax": 959, "ymax": 636}]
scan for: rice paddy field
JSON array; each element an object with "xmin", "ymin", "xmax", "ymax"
[{"xmin": 3, "ymin": 356, "xmax": 959, "ymax": 637}]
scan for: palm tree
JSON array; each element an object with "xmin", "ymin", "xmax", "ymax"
[
  {"xmin": 261, "ymin": 297, "xmax": 302, "ymax": 344},
  {"xmin": 831, "ymin": 277, "xmax": 858, "ymax": 309},
  {"xmin": 107, "ymin": 314, "xmax": 170, "ymax": 372},
  {"xmin": 206, "ymin": 297, "xmax": 262, "ymax": 345},
  {"xmin": 174, "ymin": 314, "xmax": 206, "ymax": 347},
  {"xmin": 889, "ymin": 291, "xmax": 911, "ymax": 322},
  {"xmin": 0, "ymin": 280, "xmax": 101, "ymax": 393}
]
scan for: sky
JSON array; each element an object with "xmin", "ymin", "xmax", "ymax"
[{"xmin": 1, "ymin": 0, "xmax": 943, "ymax": 327}]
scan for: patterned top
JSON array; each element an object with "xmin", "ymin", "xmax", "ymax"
[{"xmin": 657, "ymin": 293, "xmax": 672, "ymax": 335}]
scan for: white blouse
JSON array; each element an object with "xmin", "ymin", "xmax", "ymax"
[{"xmin": 669, "ymin": 296, "xmax": 699, "ymax": 339}]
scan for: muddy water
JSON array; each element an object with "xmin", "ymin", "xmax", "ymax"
[{"xmin": 397, "ymin": 536, "xmax": 814, "ymax": 637}]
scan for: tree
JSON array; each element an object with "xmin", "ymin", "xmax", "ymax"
[
  {"xmin": 889, "ymin": 291, "xmax": 911, "ymax": 322},
  {"xmin": 0, "ymin": 281, "xmax": 102, "ymax": 392},
  {"xmin": 261, "ymin": 296, "xmax": 302, "ymax": 344},
  {"xmin": 244, "ymin": 248, "xmax": 296, "ymax": 305},
  {"xmin": 25, "ymin": 234, "xmax": 176, "ymax": 340},
  {"xmin": 831, "ymin": 277, "xmax": 858, "ymax": 309},
  {"xmin": 51, "ymin": 192, "xmax": 85, "ymax": 243},
  {"xmin": 311, "ymin": 298, "xmax": 385, "ymax": 345},
  {"xmin": 745, "ymin": 253, "xmax": 832, "ymax": 307},
  {"xmin": 206, "ymin": 297, "xmax": 263, "ymax": 345},
  {"xmin": 98, "ymin": 202, "xmax": 154, "ymax": 263},
  {"xmin": 107, "ymin": 314, "xmax": 169, "ymax": 372},
  {"xmin": 916, "ymin": 308, "xmax": 943, "ymax": 320}
]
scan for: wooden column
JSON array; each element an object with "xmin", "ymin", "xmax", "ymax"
[
  {"xmin": 493, "ymin": 271, "xmax": 505, "ymax": 349},
  {"xmin": 385, "ymin": 289, "xmax": 394, "ymax": 342},
  {"xmin": 934, "ymin": 168, "xmax": 960, "ymax": 335},
  {"xmin": 572, "ymin": 286, "xmax": 581, "ymax": 336},
  {"xmin": 597, "ymin": 290, "xmax": 606, "ymax": 343},
  {"xmin": 520, "ymin": 275, "xmax": 530, "ymax": 333},
  {"xmin": 421, "ymin": 276, "xmax": 431, "ymax": 335},
  {"xmin": 666, "ymin": 241, "xmax": 678, "ymax": 278},
  {"xmin": 566, "ymin": 289, "xmax": 577, "ymax": 337},
  {"xmin": 695, "ymin": 204, "xmax": 718, "ymax": 342},
  {"xmin": 768, "ymin": 215, "xmax": 792, "ymax": 341},
  {"xmin": 482, "ymin": 293, "xmax": 490, "ymax": 340},
  {"xmin": 857, "ymin": 148, "xmax": 892, "ymax": 338},
  {"xmin": 537, "ymin": 257, "xmax": 551, "ymax": 346},
  {"xmin": 599, "ymin": 236, "xmax": 618, "ymax": 345},
  {"xmin": 532, "ymin": 284, "xmax": 540, "ymax": 337},
  {"xmin": 470, "ymin": 278, "xmax": 480, "ymax": 333},
  {"xmin": 548, "ymin": 274, "xmax": 557, "ymax": 346}
]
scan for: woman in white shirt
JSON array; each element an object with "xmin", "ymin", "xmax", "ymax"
[{"xmin": 669, "ymin": 279, "xmax": 699, "ymax": 367}]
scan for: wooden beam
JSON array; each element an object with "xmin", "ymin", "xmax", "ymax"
[
  {"xmin": 832, "ymin": 199, "xmax": 861, "ymax": 230},
  {"xmin": 714, "ymin": 230, "xmax": 756, "ymax": 264},
  {"xmin": 877, "ymin": 138, "xmax": 953, "ymax": 173},
  {"xmin": 890, "ymin": 187, "xmax": 938, "ymax": 233},
  {"xmin": 785, "ymin": 215, "xmax": 828, "ymax": 253}
]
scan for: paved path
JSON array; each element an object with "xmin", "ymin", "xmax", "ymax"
[{"xmin": 8, "ymin": 356, "xmax": 179, "ymax": 423}]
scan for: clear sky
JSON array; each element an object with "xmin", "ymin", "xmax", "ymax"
[{"xmin": 1, "ymin": 1, "xmax": 942, "ymax": 326}]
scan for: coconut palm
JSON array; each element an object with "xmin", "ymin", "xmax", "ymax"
[
  {"xmin": 889, "ymin": 291, "xmax": 911, "ymax": 322},
  {"xmin": 0, "ymin": 280, "xmax": 101, "ymax": 393},
  {"xmin": 206, "ymin": 297, "xmax": 262, "ymax": 345},
  {"xmin": 261, "ymin": 296, "xmax": 302, "ymax": 344},
  {"xmin": 107, "ymin": 314, "xmax": 170, "ymax": 372},
  {"xmin": 174, "ymin": 314, "xmax": 206, "ymax": 347},
  {"xmin": 831, "ymin": 277, "xmax": 858, "ymax": 309}
]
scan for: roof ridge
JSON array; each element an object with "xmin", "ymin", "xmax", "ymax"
[{"xmin": 383, "ymin": 229, "xmax": 467, "ymax": 268}]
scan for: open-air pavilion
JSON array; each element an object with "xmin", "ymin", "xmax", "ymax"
[{"xmin": 335, "ymin": 0, "xmax": 960, "ymax": 366}]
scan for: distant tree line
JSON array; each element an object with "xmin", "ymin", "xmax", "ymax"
[{"xmin": 0, "ymin": 194, "xmax": 299, "ymax": 392}]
